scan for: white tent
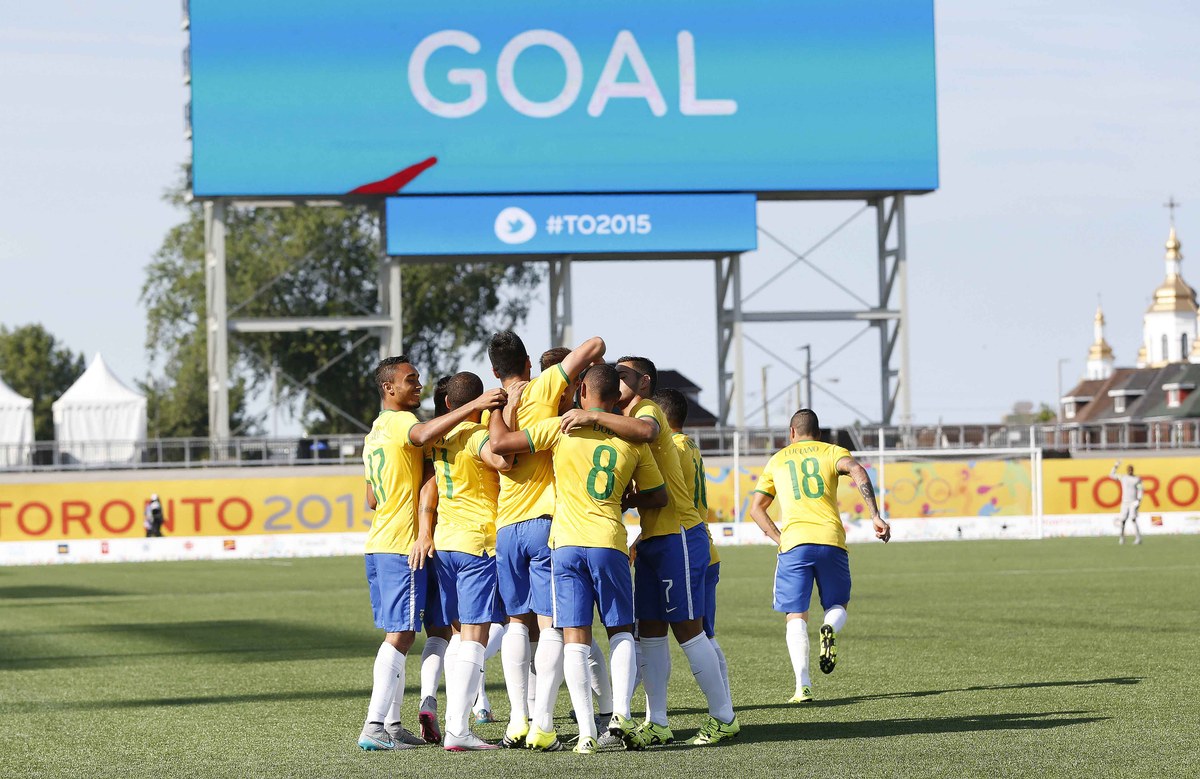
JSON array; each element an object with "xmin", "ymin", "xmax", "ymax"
[
  {"xmin": 53, "ymin": 354, "xmax": 147, "ymax": 464},
  {"xmin": 0, "ymin": 375, "xmax": 34, "ymax": 468}
]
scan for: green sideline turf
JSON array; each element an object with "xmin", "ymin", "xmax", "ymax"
[{"xmin": 1, "ymin": 537, "xmax": 1198, "ymax": 778}]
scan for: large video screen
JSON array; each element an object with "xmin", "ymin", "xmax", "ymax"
[{"xmin": 188, "ymin": 1, "xmax": 938, "ymax": 198}]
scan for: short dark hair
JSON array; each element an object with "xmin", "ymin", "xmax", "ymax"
[
  {"xmin": 790, "ymin": 408, "xmax": 820, "ymax": 438},
  {"xmin": 617, "ymin": 355, "xmax": 657, "ymax": 394},
  {"xmin": 653, "ymin": 388, "xmax": 688, "ymax": 429},
  {"xmin": 540, "ymin": 347, "xmax": 571, "ymax": 372},
  {"xmin": 583, "ymin": 364, "xmax": 621, "ymax": 403},
  {"xmin": 374, "ymin": 355, "xmax": 412, "ymax": 400},
  {"xmin": 446, "ymin": 371, "xmax": 484, "ymax": 409},
  {"xmin": 488, "ymin": 331, "xmax": 529, "ymax": 380},
  {"xmin": 432, "ymin": 375, "xmax": 453, "ymax": 417}
]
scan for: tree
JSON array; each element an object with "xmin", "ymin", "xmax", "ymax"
[
  {"xmin": 0, "ymin": 324, "xmax": 86, "ymax": 440},
  {"xmin": 142, "ymin": 171, "xmax": 542, "ymax": 436}
]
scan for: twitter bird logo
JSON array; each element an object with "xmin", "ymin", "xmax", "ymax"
[{"xmin": 495, "ymin": 206, "xmax": 537, "ymax": 245}]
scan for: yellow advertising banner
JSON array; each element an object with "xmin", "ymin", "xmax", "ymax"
[
  {"xmin": 1042, "ymin": 456, "xmax": 1200, "ymax": 514},
  {"xmin": 3, "ymin": 455, "xmax": 1196, "ymax": 542},
  {"xmin": 702, "ymin": 458, "xmax": 1035, "ymax": 522},
  {"xmin": 0, "ymin": 474, "xmax": 373, "ymax": 542}
]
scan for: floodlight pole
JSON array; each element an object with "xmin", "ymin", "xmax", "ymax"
[
  {"xmin": 715, "ymin": 254, "xmax": 744, "ymax": 427},
  {"xmin": 549, "ymin": 256, "xmax": 574, "ymax": 348},
  {"xmin": 204, "ymin": 199, "xmax": 231, "ymax": 441},
  {"xmin": 378, "ymin": 256, "xmax": 402, "ymax": 359}
]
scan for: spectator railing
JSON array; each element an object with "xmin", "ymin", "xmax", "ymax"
[{"xmin": 2, "ymin": 420, "xmax": 1199, "ymax": 472}]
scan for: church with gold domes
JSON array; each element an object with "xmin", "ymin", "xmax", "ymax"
[{"xmin": 1062, "ymin": 223, "xmax": 1200, "ymax": 425}]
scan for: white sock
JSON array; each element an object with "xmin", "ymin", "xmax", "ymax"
[
  {"xmin": 589, "ymin": 637, "xmax": 613, "ymax": 715},
  {"xmin": 681, "ymin": 633, "xmax": 734, "ymax": 723},
  {"xmin": 608, "ymin": 631, "xmax": 637, "ymax": 719},
  {"xmin": 532, "ymin": 628, "xmax": 564, "ymax": 732},
  {"xmin": 710, "ymin": 636, "xmax": 731, "ymax": 704},
  {"xmin": 824, "ymin": 605, "xmax": 848, "ymax": 634},
  {"xmin": 501, "ymin": 623, "xmax": 531, "ymax": 724},
  {"xmin": 446, "ymin": 640, "xmax": 485, "ymax": 737},
  {"xmin": 786, "ymin": 618, "xmax": 811, "ymax": 692},
  {"xmin": 528, "ymin": 640, "xmax": 539, "ymax": 713},
  {"xmin": 418, "ymin": 636, "xmax": 449, "ymax": 704},
  {"xmin": 563, "ymin": 643, "xmax": 597, "ymax": 741},
  {"xmin": 367, "ymin": 643, "xmax": 406, "ymax": 724},
  {"xmin": 640, "ymin": 635, "xmax": 671, "ymax": 726},
  {"xmin": 485, "ymin": 623, "xmax": 506, "ymax": 660},
  {"xmin": 633, "ymin": 639, "xmax": 644, "ymax": 692}
]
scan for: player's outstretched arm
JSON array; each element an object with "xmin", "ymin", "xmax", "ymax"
[
  {"xmin": 488, "ymin": 399, "xmax": 535, "ymax": 455},
  {"xmin": 560, "ymin": 409, "xmax": 658, "ymax": 442},
  {"xmin": 409, "ymin": 388, "xmax": 507, "ymax": 447},
  {"xmin": 748, "ymin": 491, "xmax": 782, "ymax": 546},
  {"xmin": 558, "ymin": 336, "xmax": 606, "ymax": 381},
  {"xmin": 479, "ymin": 442, "xmax": 514, "ymax": 472},
  {"xmin": 838, "ymin": 456, "xmax": 890, "ymax": 543},
  {"xmin": 411, "ymin": 461, "xmax": 439, "ymax": 569}
]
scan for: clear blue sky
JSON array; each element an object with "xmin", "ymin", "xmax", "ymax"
[{"xmin": 1, "ymin": 2, "xmax": 1197, "ymax": 431}]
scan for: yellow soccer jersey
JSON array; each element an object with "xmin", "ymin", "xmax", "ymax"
[
  {"xmin": 755, "ymin": 440, "xmax": 852, "ymax": 552},
  {"xmin": 672, "ymin": 432, "xmax": 715, "ymax": 564},
  {"xmin": 496, "ymin": 364, "xmax": 570, "ymax": 529},
  {"xmin": 524, "ymin": 416, "xmax": 664, "ymax": 554},
  {"xmin": 362, "ymin": 410, "xmax": 424, "ymax": 555},
  {"xmin": 427, "ymin": 420, "xmax": 499, "ymax": 556},
  {"xmin": 673, "ymin": 432, "xmax": 720, "ymax": 566},
  {"xmin": 630, "ymin": 400, "xmax": 702, "ymax": 539}
]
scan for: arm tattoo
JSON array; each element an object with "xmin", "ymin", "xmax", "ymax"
[{"xmin": 857, "ymin": 477, "xmax": 879, "ymax": 514}]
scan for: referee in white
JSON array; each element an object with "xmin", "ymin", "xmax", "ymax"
[{"xmin": 1111, "ymin": 461, "xmax": 1144, "ymax": 545}]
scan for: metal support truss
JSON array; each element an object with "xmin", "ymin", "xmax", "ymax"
[
  {"xmin": 204, "ymin": 200, "xmax": 403, "ymax": 440},
  {"xmin": 548, "ymin": 256, "xmax": 574, "ymax": 348},
  {"xmin": 714, "ymin": 195, "xmax": 910, "ymax": 426}
]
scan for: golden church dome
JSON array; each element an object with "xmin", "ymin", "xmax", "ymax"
[{"xmin": 1147, "ymin": 227, "xmax": 1197, "ymax": 314}]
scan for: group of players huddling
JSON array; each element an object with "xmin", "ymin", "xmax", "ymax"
[{"xmin": 357, "ymin": 332, "xmax": 889, "ymax": 754}]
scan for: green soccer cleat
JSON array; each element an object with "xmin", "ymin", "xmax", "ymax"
[
  {"xmin": 526, "ymin": 725, "xmax": 565, "ymax": 752},
  {"xmin": 689, "ymin": 715, "xmax": 741, "ymax": 745},
  {"xmin": 501, "ymin": 720, "xmax": 529, "ymax": 749},
  {"xmin": 819, "ymin": 624, "xmax": 838, "ymax": 674},
  {"xmin": 607, "ymin": 714, "xmax": 643, "ymax": 751},
  {"xmin": 633, "ymin": 720, "xmax": 675, "ymax": 747},
  {"xmin": 573, "ymin": 736, "xmax": 598, "ymax": 755},
  {"xmin": 788, "ymin": 686, "xmax": 814, "ymax": 704}
]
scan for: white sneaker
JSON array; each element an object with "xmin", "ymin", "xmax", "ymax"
[
  {"xmin": 443, "ymin": 730, "xmax": 500, "ymax": 751},
  {"xmin": 385, "ymin": 722, "xmax": 426, "ymax": 746}
]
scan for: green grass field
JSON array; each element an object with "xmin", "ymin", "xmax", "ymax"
[{"xmin": 2, "ymin": 536, "xmax": 1198, "ymax": 778}]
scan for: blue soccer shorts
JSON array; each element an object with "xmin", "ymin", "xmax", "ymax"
[
  {"xmin": 772, "ymin": 543, "xmax": 852, "ymax": 614},
  {"xmin": 703, "ymin": 561, "xmax": 721, "ymax": 638},
  {"xmin": 433, "ymin": 550, "xmax": 500, "ymax": 626},
  {"xmin": 365, "ymin": 553, "xmax": 427, "ymax": 633},
  {"xmin": 495, "ymin": 517, "xmax": 554, "ymax": 618},
  {"xmin": 551, "ymin": 546, "xmax": 634, "ymax": 629},
  {"xmin": 634, "ymin": 523, "xmax": 710, "ymax": 623}
]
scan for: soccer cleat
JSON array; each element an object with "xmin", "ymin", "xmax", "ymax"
[
  {"xmin": 573, "ymin": 736, "xmax": 598, "ymax": 755},
  {"xmin": 418, "ymin": 696, "xmax": 442, "ymax": 744},
  {"xmin": 443, "ymin": 730, "xmax": 500, "ymax": 751},
  {"xmin": 525, "ymin": 725, "xmax": 566, "ymax": 752},
  {"xmin": 606, "ymin": 714, "xmax": 643, "ymax": 751},
  {"xmin": 385, "ymin": 722, "xmax": 427, "ymax": 746},
  {"xmin": 597, "ymin": 731, "xmax": 625, "ymax": 750},
  {"xmin": 633, "ymin": 720, "xmax": 674, "ymax": 747},
  {"xmin": 501, "ymin": 720, "xmax": 529, "ymax": 749},
  {"xmin": 473, "ymin": 708, "xmax": 498, "ymax": 724},
  {"xmin": 788, "ymin": 686, "xmax": 815, "ymax": 704},
  {"xmin": 688, "ymin": 715, "xmax": 741, "ymax": 745},
  {"xmin": 358, "ymin": 722, "xmax": 401, "ymax": 751},
  {"xmin": 819, "ymin": 624, "xmax": 838, "ymax": 674}
]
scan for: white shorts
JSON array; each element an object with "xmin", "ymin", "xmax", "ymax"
[{"xmin": 1118, "ymin": 504, "xmax": 1140, "ymax": 523}]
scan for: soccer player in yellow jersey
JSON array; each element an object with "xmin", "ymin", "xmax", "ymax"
[
  {"xmin": 486, "ymin": 331, "xmax": 606, "ymax": 748},
  {"xmin": 357, "ymin": 356, "xmax": 505, "ymax": 752},
  {"xmin": 560, "ymin": 356, "xmax": 738, "ymax": 747},
  {"xmin": 748, "ymin": 408, "xmax": 890, "ymax": 704},
  {"xmin": 490, "ymin": 364, "xmax": 667, "ymax": 754},
  {"xmin": 423, "ymin": 372, "xmax": 515, "ymax": 751},
  {"xmin": 654, "ymin": 388, "xmax": 730, "ymax": 703}
]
